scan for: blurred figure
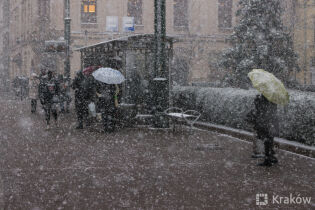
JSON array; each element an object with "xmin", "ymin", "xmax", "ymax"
[
  {"xmin": 12, "ymin": 77, "xmax": 20, "ymax": 99},
  {"xmin": 20, "ymin": 76, "xmax": 29, "ymax": 101},
  {"xmin": 96, "ymin": 82, "xmax": 118, "ymax": 132},
  {"xmin": 39, "ymin": 70, "xmax": 60, "ymax": 129},
  {"xmin": 29, "ymin": 73, "xmax": 39, "ymax": 113},
  {"xmin": 64, "ymin": 76, "xmax": 72, "ymax": 113},
  {"xmin": 246, "ymin": 94, "xmax": 278, "ymax": 166},
  {"xmin": 72, "ymin": 71, "xmax": 95, "ymax": 129},
  {"xmin": 58, "ymin": 74, "xmax": 66, "ymax": 113},
  {"xmin": 38, "ymin": 70, "xmax": 47, "ymax": 109}
]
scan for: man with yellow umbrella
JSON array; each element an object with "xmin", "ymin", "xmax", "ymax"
[{"xmin": 247, "ymin": 69, "xmax": 289, "ymax": 167}]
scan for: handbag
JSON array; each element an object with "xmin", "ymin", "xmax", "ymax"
[
  {"xmin": 52, "ymin": 95, "xmax": 59, "ymax": 103},
  {"xmin": 88, "ymin": 102, "xmax": 97, "ymax": 117}
]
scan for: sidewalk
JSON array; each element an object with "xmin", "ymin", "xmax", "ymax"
[
  {"xmin": 194, "ymin": 122, "xmax": 315, "ymax": 158},
  {"xmin": 0, "ymin": 97, "xmax": 314, "ymax": 209}
]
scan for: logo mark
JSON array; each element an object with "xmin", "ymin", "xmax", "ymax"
[{"xmin": 256, "ymin": 194, "xmax": 268, "ymax": 206}]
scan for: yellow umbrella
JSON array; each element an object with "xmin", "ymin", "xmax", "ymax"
[{"xmin": 248, "ymin": 69, "xmax": 289, "ymax": 105}]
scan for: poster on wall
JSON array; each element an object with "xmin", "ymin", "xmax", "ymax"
[
  {"xmin": 122, "ymin": 17, "xmax": 135, "ymax": 32},
  {"xmin": 106, "ymin": 16, "xmax": 119, "ymax": 32}
]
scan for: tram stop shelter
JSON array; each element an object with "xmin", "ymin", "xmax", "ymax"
[{"xmin": 76, "ymin": 34, "xmax": 174, "ymax": 124}]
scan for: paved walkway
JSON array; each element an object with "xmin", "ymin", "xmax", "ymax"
[{"xmin": 0, "ymin": 97, "xmax": 314, "ymax": 209}]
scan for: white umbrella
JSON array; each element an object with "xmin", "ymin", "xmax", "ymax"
[{"xmin": 92, "ymin": 67, "xmax": 125, "ymax": 84}]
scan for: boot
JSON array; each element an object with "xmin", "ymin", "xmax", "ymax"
[
  {"xmin": 258, "ymin": 139, "xmax": 274, "ymax": 166},
  {"xmin": 258, "ymin": 158, "xmax": 272, "ymax": 167},
  {"xmin": 76, "ymin": 123, "xmax": 83, "ymax": 129},
  {"xmin": 270, "ymin": 155, "xmax": 278, "ymax": 164}
]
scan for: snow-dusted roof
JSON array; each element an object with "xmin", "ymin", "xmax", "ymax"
[{"xmin": 75, "ymin": 33, "xmax": 174, "ymax": 51}]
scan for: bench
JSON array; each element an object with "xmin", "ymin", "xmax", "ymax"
[{"xmin": 164, "ymin": 107, "xmax": 201, "ymax": 132}]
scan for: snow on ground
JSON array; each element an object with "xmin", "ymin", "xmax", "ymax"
[{"xmin": 0, "ymin": 98, "xmax": 314, "ymax": 209}]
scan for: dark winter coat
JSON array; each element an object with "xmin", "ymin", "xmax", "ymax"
[
  {"xmin": 72, "ymin": 71, "xmax": 95, "ymax": 106},
  {"xmin": 246, "ymin": 94, "xmax": 278, "ymax": 136},
  {"xmin": 96, "ymin": 82, "xmax": 116, "ymax": 111},
  {"xmin": 38, "ymin": 77, "xmax": 60, "ymax": 105}
]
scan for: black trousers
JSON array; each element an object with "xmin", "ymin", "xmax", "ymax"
[
  {"xmin": 31, "ymin": 99, "xmax": 37, "ymax": 113},
  {"xmin": 98, "ymin": 98, "xmax": 116, "ymax": 132},
  {"xmin": 101, "ymin": 108, "xmax": 116, "ymax": 132},
  {"xmin": 75, "ymin": 102, "xmax": 88, "ymax": 126},
  {"xmin": 256, "ymin": 129, "xmax": 274, "ymax": 158},
  {"xmin": 44, "ymin": 103, "xmax": 58, "ymax": 125}
]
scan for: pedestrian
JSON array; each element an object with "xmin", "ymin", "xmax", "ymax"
[
  {"xmin": 58, "ymin": 74, "xmax": 66, "ymax": 113},
  {"xmin": 12, "ymin": 77, "xmax": 19, "ymax": 99},
  {"xmin": 38, "ymin": 71, "xmax": 47, "ymax": 108},
  {"xmin": 246, "ymin": 94, "xmax": 278, "ymax": 166},
  {"xmin": 38, "ymin": 70, "xmax": 60, "ymax": 130},
  {"xmin": 64, "ymin": 76, "xmax": 72, "ymax": 113},
  {"xmin": 96, "ymin": 82, "xmax": 118, "ymax": 132},
  {"xmin": 29, "ymin": 73, "xmax": 39, "ymax": 113},
  {"xmin": 72, "ymin": 70, "xmax": 94, "ymax": 129}
]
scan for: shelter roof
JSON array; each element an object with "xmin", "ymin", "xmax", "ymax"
[{"xmin": 75, "ymin": 34, "xmax": 174, "ymax": 52}]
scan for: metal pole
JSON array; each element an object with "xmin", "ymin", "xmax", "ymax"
[
  {"xmin": 152, "ymin": 0, "xmax": 169, "ymax": 128},
  {"xmin": 64, "ymin": 0, "xmax": 71, "ymax": 79},
  {"xmin": 303, "ymin": 0, "xmax": 307, "ymax": 85}
]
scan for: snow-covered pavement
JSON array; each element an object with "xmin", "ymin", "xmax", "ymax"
[{"xmin": 0, "ymin": 97, "xmax": 314, "ymax": 209}]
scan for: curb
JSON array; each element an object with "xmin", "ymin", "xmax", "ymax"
[{"xmin": 194, "ymin": 122, "xmax": 315, "ymax": 159}]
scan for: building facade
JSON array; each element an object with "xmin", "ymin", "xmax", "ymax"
[
  {"xmin": 0, "ymin": 0, "xmax": 10, "ymax": 91},
  {"xmin": 293, "ymin": 0, "xmax": 315, "ymax": 85},
  {"xmin": 61, "ymin": 0, "xmax": 241, "ymax": 84},
  {"xmin": 3, "ymin": 0, "xmax": 302, "ymax": 87}
]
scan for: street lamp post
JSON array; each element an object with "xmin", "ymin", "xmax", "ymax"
[
  {"xmin": 64, "ymin": 0, "xmax": 71, "ymax": 79},
  {"xmin": 152, "ymin": 0, "xmax": 169, "ymax": 128}
]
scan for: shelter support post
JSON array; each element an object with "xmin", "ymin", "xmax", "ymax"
[{"xmin": 152, "ymin": 0, "xmax": 169, "ymax": 128}]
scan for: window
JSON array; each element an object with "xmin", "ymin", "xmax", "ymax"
[
  {"xmin": 127, "ymin": 0, "xmax": 142, "ymax": 25},
  {"xmin": 218, "ymin": 0, "xmax": 232, "ymax": 29},
  {"xmin": 81, "ymin": 0, "xmax": 97, "ymax": 23},
  {"xmin": 174, "ymin": 0, "xmax": 188, "ymax": 30},
  {"xmin": 39, "ymin": 0, "xmax": 47, "ymax": 17}
]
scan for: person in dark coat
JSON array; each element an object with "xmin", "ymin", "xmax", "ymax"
[
  {"xmin": 247, "ymin": 94, "xmax": 278, "ymax": 166},
  {"xmin": 38, "ymin": 70, "xmax": 60, "ymax": 129},
  {"xmin": 64, "ymin": 77, "xmax": 72, "ymax": 113},
  {"xmin": 57, "ymin": 74, "xmax": 65, "ymax": 113},
  {"xmin": 72, "ymin": 71, "xmax": 95, "ymax": 129},
  {"xmin": 29, "ymin": 73, "xmax": 39, "ymax": 113},
  {"xmin": 96, "ymin": 82, "xmax": 118, "ymax": 132}
]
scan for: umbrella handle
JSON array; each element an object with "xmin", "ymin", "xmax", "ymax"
[
  {"xmin": 114, "ymin": 96, "xmax": 119, "ymax": 108},
  {"xmin": 115, "ymin": 84, "xmax": 119, "ymax": 95}
]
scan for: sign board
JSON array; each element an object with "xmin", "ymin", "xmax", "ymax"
[
  {"xmin": 106, "ymin": 16, "xmax": 119, "ymax": 32},
  {"xmin": 123, "ymin": 17, "xmax": 135, "ymax": 32}
]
